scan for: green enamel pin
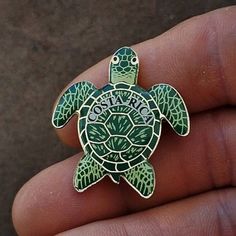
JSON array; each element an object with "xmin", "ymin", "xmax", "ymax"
[{"xmin": 52, "ymin": 47, "xmax": 190, "ymax": 198}]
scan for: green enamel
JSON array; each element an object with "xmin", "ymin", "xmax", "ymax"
[
  {"xmin": 91, "ymin": 152, "xmax": 104, "ymax": 165},
  {"xmin": 80, "ymin": 132, "xmax": 87, "ymax": 146},
  {"xmin": 74, "ymin": 153, "xmax": 105, "ymax": 192},
  {"xmin": 152, "ymin": 109, "xmax": 161, "ymax": 119},
  {"xmin": 120, "ymin": 146, "xmax": 144, "ymax": 161},
  {"xmin": 106, "ymin": 114, "xmax": 133, "ymax": 135},
  {"xmin": 85, "ymin": 97, "xmax": 94, "ymax": 106},
  {"xmin": 123, "ymin": 161, "xmax": 155, "ymax": 198},
  {"xmin": 103, "ymin": 161, "xmax": 116, "ymax": 172},
  {"xmin": 154, "ymin": 120, "xmax": 161, "ymax": 135},
  {"xmin": 96, "ymin": 110, "xmax": 111, "ymax": 123},
  {"xmin": 140, "ymin": 91, "xmax": 152, "ymax": 100},
  {"xmin": 149, "ymin": 135, "xmax": 158, "ymax": 150},
  {"xmin": 110, "ymin": 105, "xmax": 132, "ymax": 113},
  {"xmin": 148, "ymin": 100, "xmax": 157, "ymax": 109},
  {"xmin": 142, "ymin": 147, "xmax": 152, "ymax": 157},
  {"xmin": 52, "ymin": 81, "xmax": 96, "ymax": 128},
  {"xmin": 106, "ymin": 136, "xmax": 131, "ymax": 151},
  {"xmin": 129, "ymin": 155, "xmax": 145, "ymax": 167},
  {"xmin": 80, "ymin": 107, "xmax": 89, "ymax": 118},
  {"xmin": 87, "ymin": 123, "xmax": 109, "ymax": 142},
  {"xmin": 131, "ymin": 85, "xmax": 145, "ymax": 93},
  {"xmin": 105, "ymin": 153, "xmax": 123, "ymax": 162},
  {"xmin": 110, "ymin": 173, "xmax": 120, "ymax": 183},
  {"xmin": 79, "ymin": 117, "xmax": 86, "ymax": 131},
  {"xmin": 116, "ymin": 162, "xmax": 130, "ymax": 172},
  {"xmin": 92, "ymin": 89, "xmax": 102, "ymax": 98},
  {"xmin": 103, "ymin": 84, "xmax": 114, "ymax": 92},
  {"xmin": 52, "ymin": 47, "xmax": 190, "ymax": 199},
  {"xmin": 109, "ymin": 47, "xmax": 139, "ymax": 85},
  {"xmin": 128, "ymin": 126, "xmax": 153, "ymax": 145},
  {"xmin": 129, "ymin": 110, "xmax": 145, "ymax": 125},
  {"xmin": 115, "ymin": 82, "xmax": 130, "ymax": 89},
  {"xmin": 110, "ymin": 89, "xmax": 132, "ymax": 104},
  {"xmin": 91, "ymin": 143, "xmax": 109, "ymax": 156},
  {"xmin": 148, "ymin": 84, "xmax": 190, "ymax": 136}
]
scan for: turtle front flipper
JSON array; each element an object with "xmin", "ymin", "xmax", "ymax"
[
  {"xmin": 52, "ymin": 81, "xmax": 96, "ymax": 128},
  {"xmin": 148, "ymin": 84, "xmax": 190, "ymax": 136},
  {"xmin": 123, "ymin": 162, "xmax": 155, "ymax": 198},
  {"xmin": 74, "ymin": 154, "xmax": 106, "ymax": 192}
]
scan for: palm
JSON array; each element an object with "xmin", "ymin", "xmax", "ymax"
[{"xmin": 13, "ymin": 7, "xmax": 236, "ymax": 236}]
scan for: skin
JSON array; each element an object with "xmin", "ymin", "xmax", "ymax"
[{"xmin": 12, "ymin": 6, "xmax": 236, "ymax": 236}]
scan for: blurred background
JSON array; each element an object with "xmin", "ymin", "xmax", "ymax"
[{"xmin": 1, "ymin": 0, "xmax": 235, "ymax": 235}]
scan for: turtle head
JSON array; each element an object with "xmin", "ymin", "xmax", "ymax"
[{"xmin": 109, "ymin": 47, "xmax": 139, "ymax": 85}]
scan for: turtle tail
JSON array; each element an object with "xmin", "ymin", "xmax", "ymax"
[{"xmin": 52, "ymin": 81, "xmax": 96, "ymax": 128}]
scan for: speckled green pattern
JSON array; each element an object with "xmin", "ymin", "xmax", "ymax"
[
  {"xmin": 109, "ymin": 47, "xmax": 139, "ymax": 85},
  {"xmin": 52, "ymin": 47, "xmax": 190, "ymax": 199},
  {"xmin": 74, "ymin": 153, "xmax": 105, "ymax": 191},
  {"xmin": 80, "ymin": 83, "xmax": 160, "ymax": 173},
  {"xmin": 149, "ymin": 84, "xmax": 190, "ymax": 136},
  {"xmin": 52, "ymin": 81, "xmax": 96, "ymax": 128},
  {"xmin": 124, "ymin": 161, "xmax": 155, "ymax": 198}
]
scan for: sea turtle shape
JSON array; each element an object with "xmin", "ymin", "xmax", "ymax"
[{"xmin": 52, "ymin": 47, "xmax": 190, "ymax": 198}]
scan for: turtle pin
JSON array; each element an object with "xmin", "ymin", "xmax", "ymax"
[{"xmin": 52, "ymin": 47, "xmax": 190, "ymax": 198}]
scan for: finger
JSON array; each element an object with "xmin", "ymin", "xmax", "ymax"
[
  {"xmin": 13, "ymin": 108, "xmax": 236, "ymax": 236},
  {"xmin": 55, "ymin": 6, "xmax": 236, "ymax": 147},
  {"xmin": 12, "ymin": 155, "xmax": 127, "ymax": 236},
  {"xmin": 58, "ymin": 188, "xmax": 236, "ymax": 236}
]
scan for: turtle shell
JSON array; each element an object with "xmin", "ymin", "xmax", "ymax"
[{"xmin": 79, "ymin": 82, "xmax": 161, "ymax": 173}]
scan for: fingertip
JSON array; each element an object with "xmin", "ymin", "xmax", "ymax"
[
  {"xmin": 11, "ymin": 154, "xmax": 128, "ymax": 236},
  {"xmin": 12, "ymin": 156, "xmax": 79, "ymax": 236}
]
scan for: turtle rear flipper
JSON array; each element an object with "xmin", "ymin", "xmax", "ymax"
[
  {"xmin": 123, "ymin": 162, "xmax": 155, "ymax": 198},
  {"xmin": 74, "ymin": 154, "xmax": 106, "ymax": 192},
  {"xmin": 148, "ymin": 84, "xmax": 190, "ymax": 136},
  {"xmin": 52, "ymin": 81, "xmax": 96, "ymax": 128}
]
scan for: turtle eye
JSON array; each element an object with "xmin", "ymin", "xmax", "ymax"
[
  {"xmin": 131, "ymin": 56, "xmax": 138, "ymax": 65},
  {"xmin": 111, "ymin": 55, "xmax": 120, "ymax": 64}
]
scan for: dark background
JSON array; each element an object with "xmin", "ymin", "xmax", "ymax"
[{"xmin": 1, "ymin": 0, "xmax": 235, "ymax": 235}]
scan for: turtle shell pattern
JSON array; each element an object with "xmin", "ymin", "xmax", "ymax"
[{"xmin": 79, "ymin": 82, "xmax": 161, "ymax": 173}]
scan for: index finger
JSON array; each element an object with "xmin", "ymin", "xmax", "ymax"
[{"xmin": 55, "ymin": 6, "xmax": 236, "ymax": 147}]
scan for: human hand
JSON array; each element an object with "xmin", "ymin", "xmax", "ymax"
[{"xmin": 12, "ymin": 6, "xmax": 236, "ymax": 236}]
